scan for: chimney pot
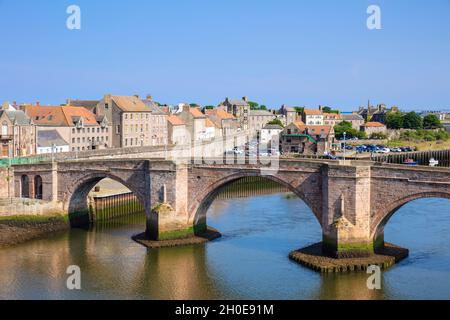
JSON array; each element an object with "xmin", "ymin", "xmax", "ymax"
[
  {"xmin": 242, "ymin": 96, "xmax": 248, "ymax": 102},
  {"xmin": 146, "ymin": 95, "xmax": 153, "ymax": 101}
]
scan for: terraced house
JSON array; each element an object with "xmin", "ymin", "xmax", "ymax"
[
  {"xmin": 24, "ymin": 105, "xmax": 111, "ymax": 152},
  {"xmin": 0, "ymin": 103, "xmax": 36, "ymax": 157},
  {"xmin": 94, "ymin": 95, "xmax": 167, "ymax": 148}
]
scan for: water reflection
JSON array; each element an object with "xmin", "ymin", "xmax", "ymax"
[{"xmin": 0, "ymin": 194, "xmax": 450, "ymax": 300}]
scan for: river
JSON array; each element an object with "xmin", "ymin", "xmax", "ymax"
[{"xmin": 0, "ymin": 193, "xmax": 449, "ymax": 300}]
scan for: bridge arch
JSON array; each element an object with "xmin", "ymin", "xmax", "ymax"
[
  {"xmin": 64, "ymin": 172, "xmax": 146, "ymax": 227},
  {"xmin": 190, "ymin": 172, "xmax": 323, "ymax": 230},
  {"xmin": 371, "ymin": 191, "xmax": 450, "ymax": 240}
]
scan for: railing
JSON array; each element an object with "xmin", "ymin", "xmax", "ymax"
[
  {"xmin": 0, "ymin": 156, "xmax": 46, "ymax": 168},
  {"xmin": 370, "ymin": 149, "xmax": 450, "ymax": 167}
]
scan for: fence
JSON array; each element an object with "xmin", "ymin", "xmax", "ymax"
[
  {"xmin": 370, "ymin": 149, "xmax": 450, "ymax": 167},
  {"xmin": 0, "ymin": 156, "xmax": 46, "ymax": 168}
]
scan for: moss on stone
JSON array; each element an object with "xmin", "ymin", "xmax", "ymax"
[{"xmin": 0, "ymin": 213, "xmax": 69, "ymax": 223}]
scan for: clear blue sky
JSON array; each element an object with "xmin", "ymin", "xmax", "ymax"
[{"xmin": 1, "ymin": 0, "xmax": 449, "ymax": 111}]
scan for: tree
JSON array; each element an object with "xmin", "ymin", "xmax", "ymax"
[
  {"xmin": 293, "ymin": 107, "xmax": 305, "ymax": 113},
  {"xmin": 248, "ymin": 101, "xmax": 259, "ymax": 110},
  {"xmin": 423, "ymin": 114, "xmax": 443, "ymax": 129},
  {"xmin": 322, "ymin": 106, "xmax": 339, "ymax": 114},
  {"xmin": 266, "ymin": 118, "xmax": 284, "ymax": 127},
  {"xmin": 403, "ymin": 112, "xmax": 423, "ymax": 130},
  {"xmin": 385, "ymin": 112, "xmax": 404, "ymax": 129},
  {"xmin": 259, "ymin": 105, "xmax": 267, "ymax": 110},
  {"xmin": 334, "ymin": 121, "xmax": 359, "ymax": 139}
]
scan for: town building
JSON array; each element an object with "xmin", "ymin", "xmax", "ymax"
[
  {"xmin": 360, "ymin": 122, "xmax": 387, "ymax": 136},
  {"xmin": 37, "ymin": 130, "xmax": 70, "ymax": 154},
  {"xmin": 357, "ymin": 103, "xmax": 399, "ymax": 123},
  {"xmin": 24, "ymin": 105, "xmax": 111, "ymax": 152},
  {"xmin": 0, "ymin": 107, "xmax": 36, "ymax": 158},
  {"xmin": 205, "ymin": 109, "xmax": 239, "ymax": 137},
  {"xmin": 260, "ymin": 124, "xmax": 283, "ymax": 149},
  {"xmin": 323, "ymin": 113, "xmax": 342, "ymax": 127},
  {"xmin": 342, "ymin": 114, "xmax": 365, "ymax": 131},
  {"xmin": 248, "ymin": 109, "xmax": 276, "ymax": 137},
  {"xmin": 301, "ymin": 109, "xmax": 324, "ymax": 125},
  {"xmin": 94, "ymin": 95, "xmax": 167, "ymax": 148},
  {"xmin": 177, "ymin": 105, "xmax": 208, "ymax": 142},
  {"xmin": 279, "ymin": 105, "xmax": 299, "ymax": 126},
  {"xmin": 280, "ymin": 122, "xmax": 335, "ymax": 155},
  {"xmin": 220, "ymin": 97, "xmax": 250, "ymax": 130},
  {"xmin": 167, "ymin": 115, "xmax": 188, "ymax": 146}
]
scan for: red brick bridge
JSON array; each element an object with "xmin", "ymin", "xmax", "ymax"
[{"xmin": 11, "ymin": 158, "xmax": 450, "ymax": 258}]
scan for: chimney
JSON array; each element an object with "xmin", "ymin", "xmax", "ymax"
[
  {"xmin": 2, "ymin": 102, "xmax": 8, "ymax": 110},
  {"xmin": 66, "ymin": 99, "xmax": 71, "ymax": 106},
  {"xmin": 36, "ymin": 101, "xmax": 40, "ymax": 106},
  {"xmin": 12, "ymin": 101, "xmax": 17, "ymax": 108},
  {"xmin": 319, "ymin": 105, "xmax": 323, "ymax": 111},
  {"xmin": 146, "ymin": 94, "xmax": 153, "ymax": 101},
  {"xmin": 134, "ymin": 94, "xmax": 140, "ymax": 99},
  {"xmin": 182, "ymin": 104, "xmax": 190, "ymax": 113},
  {"xmin": 242, "ymin": 96, "xmax": 248, "ymax": 102}
]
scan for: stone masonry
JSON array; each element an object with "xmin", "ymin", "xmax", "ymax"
[{"xmin": 8, "ymin": 158, "xmax": 450, "ymax": 258}]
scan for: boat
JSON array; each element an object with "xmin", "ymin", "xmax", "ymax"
[
  {"xmin": 403, "ymin": 158, "xmax": 418, "ymax": 166},
  {"xmin": 429, "ymin": 158, "xmax": 439, "ymax": 167}
]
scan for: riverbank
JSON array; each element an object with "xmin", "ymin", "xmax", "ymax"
[{"xmin": 0, "ymin": 215, "xmax": 70, "ymax": 248}]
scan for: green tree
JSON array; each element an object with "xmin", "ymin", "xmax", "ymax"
[
  {"xmin": 334, "ymin": 121, "xmax": 360, "ymax": 139},
  {"xmin": 385, "ymin": 112, "xmax": 404, "ymax": 129},
  {"xmin": 423, "ymin": 114, "xmax": 443, "ymax": 129},
  {"xmin": 259, "ymin": 105, "xmax": 267, "ymax": 110},
  {"xmin": 293, "ymin": 106, "xmax": 305, "ymax": 113},
  {"xmin": 322, "ymin": 106, "xmax": 339, "ymax": 114},
  {"xmin": 266, "ymin": 118, "xmax": 284, "ymax": 127},
  {"xmin": 403, "ymin": 112, "xmax": 423, "ymax": 130},
  {"xmin": 248, "ymin": 101, "xmax": 259, "ymax": 110}
]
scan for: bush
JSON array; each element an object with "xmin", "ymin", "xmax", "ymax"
[{"xmin": 370, "ymin": 132, "xmax": 387, "ymax": 140}]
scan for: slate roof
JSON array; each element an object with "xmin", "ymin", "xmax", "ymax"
[
  {"xmin": 37, "ymin": 130, "xmax": 69, "ymax": 147},
  {"xmin": 1, "ymin": 110, "xmax": 32, "ymax": 125}
]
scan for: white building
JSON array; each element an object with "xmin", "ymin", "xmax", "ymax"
[
  {"xmin": 37, "ymin": 130, "xmax": 70, "ymax": 154},
  {"xmin": 260, "ymin": 124, "xmax": 283, "ymax": 148}
]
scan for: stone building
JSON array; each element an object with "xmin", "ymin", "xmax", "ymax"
[
  {"xmin": 360, "ymin": 122, "xmax": 387, "ymax": 136},
  {"xmin": 323, "ymin": 113, "xmax": 342, "ymax": 127},
  {"xmin": 0, "ymin": 107, "xmax": 36, "ymax": 158},
  {"xmin": 177, "ymin": 105, "xmax": 208, "ymax": 142},
  {"xmin": 24, "ymin": 105, "xmax": 111, "ymax": 152},
  {"xmin": 167, "ymin": 115, "xmax": 188, "ymax": 146},
  {"xmin": 342, "ymin": 114, "xmax": 365, "ymax": 131},
  {"xmin": 94, "ymin": 95, "xmax": 167, "ymax": 148},
  {"xmin": 205, "ymin": 109, "xmax": 239, "ymax": 138},
  {"xmin": 248, "ymin": 110, "xmax": 276, "ymax": 137},
  {"xmin": 279, "ymin": 105, "xmax": 299, "ymax": 126},
  {"xmin": 302, "ymin": 109, "xmax": 324, "ymax": 125},
  {"xmin": 356, "ymin": 103, "xmax": 399, "ymax": 123},
  {"xmin": 280, "ymin": 122, "xmax": 335, "ymax": 155},
  {"xmin": 220, "ymin": 97, "xmax": 250, "ymax": 130}
]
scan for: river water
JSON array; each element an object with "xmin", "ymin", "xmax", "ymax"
[{"xmin": 0, "ymin": 193, "xmax": 449, "ymax": 300}]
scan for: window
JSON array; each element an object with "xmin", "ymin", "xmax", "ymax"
[
  {"xmin": 116, "ymin": 125, "xmax": 120, "ymax": 134},
  {"xmin": 72, "ymin": 138, "xmax": 75, "ymax": 143},
  {"xmin": 77, "ymin": 137, "xmax": 80, "ymax": 143},
  {"xmin": 105, "ymin": 103, "xmax": 109, "ymax": 109},
  {"xmin": 1, "ymin": 121, "xmax": 8, "ymax": 135}
]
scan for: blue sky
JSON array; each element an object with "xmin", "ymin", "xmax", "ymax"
[{"xmin": 1, "ymin": 0, "xmax": 449, "ymax": 111}]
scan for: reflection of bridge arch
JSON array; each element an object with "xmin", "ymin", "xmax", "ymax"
[
  {"xmin": 190, "ymin": 172, "xmax": 323, "ymax": 229},
  {"xmin": 64, "ymin": 172, "xmax": 146, "ymax": 227},
  {"xmin": 372, "ymin": 192, "xmax": 450, "ymax": 240}
]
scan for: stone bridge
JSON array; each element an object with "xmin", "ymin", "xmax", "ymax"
[{"xmin": 11, "ymin": 158, "xmax": 450, "ymax": 258}]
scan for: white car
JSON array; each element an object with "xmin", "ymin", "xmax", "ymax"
[{"xmin": 379, "ymin": 148, "xmax": 391, "ymax": 154}]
